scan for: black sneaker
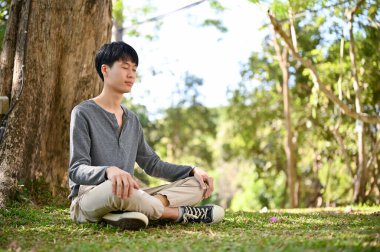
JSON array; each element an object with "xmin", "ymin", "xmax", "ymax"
[
  {"xmin": 102, "ymin": 212, "xmax": 148, "ymax": 230},
  {"xmin": 179, "ymin": 204, "xmax": 225, "ymax": 224}
]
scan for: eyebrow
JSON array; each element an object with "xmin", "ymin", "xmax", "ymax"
[{"xmin": 121, "ymin": 61, "xmax": 137, "ymax": 67}]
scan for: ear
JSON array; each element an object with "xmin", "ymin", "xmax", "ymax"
[{"xmin": 101, "ymin": 64, "xmax": 109, "ymax": 77}]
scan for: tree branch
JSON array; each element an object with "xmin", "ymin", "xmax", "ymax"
[
  {"xmin": 268, "ymin": 11, "xmax": 380, "ymax": 124},
  {"xmin": 367, "ymin": 16, "xmax": 380, "ymax": 29},
  {"xmin": 349, "ymin": 0, "xmax": 365, "ymax": 15}
]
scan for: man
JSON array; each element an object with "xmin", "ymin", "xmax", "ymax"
[{"xmin": 69, "ymin": 41, "xmax": 224, "ymax": 230}]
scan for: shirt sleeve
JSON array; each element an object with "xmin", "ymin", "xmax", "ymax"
[
  {"xmin": 68, "ymin": 107, "xmax": 108, "ymax": 185},
  {"xmin": 135, "ymin": 124, "xmax": 193, "ymax": 182}
]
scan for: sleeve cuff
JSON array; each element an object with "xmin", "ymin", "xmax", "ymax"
[{"xmin": 189, "ymin": 166, "xmax": 196, "ymax": 176}]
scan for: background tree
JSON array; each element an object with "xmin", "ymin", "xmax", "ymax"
[
  {"xmin": 0, "ymin": 0, "xmax": 10, "ymax": 50},
  {"xmin": 271, "ymin": 17, "xmax": 298, "ymax": 208},
  {"xmin": 216, "ymin": 0, "xmax": 380, "ymax": 209},
  {"xmin": 268, "ymin": 0, "xmax": 380, "ymax": 203},
  {"xmin": 152, "ymin": 73, "xmax": 217, "ymax": 169}
]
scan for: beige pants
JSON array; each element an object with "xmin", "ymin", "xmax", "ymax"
[{"xmin": 70, "ymin": 177, "xmax": 205, "ymax": 223}]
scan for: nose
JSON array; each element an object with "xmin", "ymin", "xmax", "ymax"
[{"xmin": 127, "ymin": 69, "xmax": 135, "ymax": 78}]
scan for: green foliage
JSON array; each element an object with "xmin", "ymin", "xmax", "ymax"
[
  {"xmin": 112, "ymin": 0, "xmax": 125, "ymax": 24},
  {"xmin": 121, "ymin": 97, "xmax": 153, "ymax": 185},
  {"xmin": 229, "ymin": 160, "xmax": 287, "ymax": 211},
  {"xmin": 0, "ymin": 19, "xmax": 5, "ymax": 49},
  {"xmin": 122, "ymin": 97, "xmax": 150, "ymax": 128},
  {"xmin": 141, "ymin": 4, "xmax": 155, "ymax": 15},
  {"xmin": 122, "ymin": 74, "xmax": 217, "ymax": 186},
  {"xmin": 271, "ymin": 0, "xmax": 289, "ymax": 19},
  {"xmin": 220, "ymin": 0, "xmax": 380, "ymax": 210},
  {"xmin": 113, "ymin": 0, "xmax": 380, "ymax": 210},
  {"xmin": 209, "ymin": 0, "xmax": 226, "ymax": 12},
  {"xmin": 0, "ymin": 0, "xmax": 10, "ymax": 51},
  {"xmin": 200, "ymin": 0, "xmax": 228, "ymax": 33},
  {"xmin": 150, "ymin": 73, "xmax": 217, "ymax": 169},
  {"xmin": 114, "ymin": 0, "xmax": 159, "ymax": 40},
  {"xmin": 202, "ymin": 19, "xmax": 228, "ymax": 33},
  {"xmin": 1, "ymin": 204, "xmax": 379, "ymax": 251}
]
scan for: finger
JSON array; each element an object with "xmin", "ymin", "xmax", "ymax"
[
  {"xmin": 121, "ymin": 176, "xmax": 129, "ymax": 199},
  {"xmin": 111, "ymin": 177, "xmax": 117, "ymax": 195},
  {"xmin": 133, "ymin": 180, "xmax": 140, "ymax": 189},
  {"xmin": 195, "ymin": 175, "xmax": 208, "ymax": 198},
  {"xmin": 116, "ymin": 176, "xmax": 123, "ymax": 198},
  {"xmin": 203, "ymin": 177, "xmax": 210, "ymax": 198},
  {"xmin": 196, "ymin": 174, "xmax": 207, "ymax": 190},
  {"xmin": 205, "ymin": 177, "xmax": 214, "ymax": 198},
  {"xmin": 127, "ymin": 176, "xmax": 134, "ymax": 198},
  {"xmin": 121, "ymin": 175, "xmax": 129, "ymax": 199}
]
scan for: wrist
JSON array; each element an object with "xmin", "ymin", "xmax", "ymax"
[{"xmin": 105, "ymin": 166, "xmax": 115, "ymax": 179}]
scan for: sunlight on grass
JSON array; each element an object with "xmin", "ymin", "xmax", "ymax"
[{"xmin": 1, "ymin": 204, "xmax": 379, "ymax": 251}]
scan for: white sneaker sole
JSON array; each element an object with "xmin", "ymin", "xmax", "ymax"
[{"xmin": 102, "ymin": 212, "xmax": 149, "ymax": 230}]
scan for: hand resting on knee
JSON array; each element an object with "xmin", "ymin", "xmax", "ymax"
[{"xmin": 106, "ymin": 166, "xmax": 140, "ymax": 200}]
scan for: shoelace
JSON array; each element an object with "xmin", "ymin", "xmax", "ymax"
[{"xmin": 182, "ymin": 206, "xmax": 209, "ymax": 223}]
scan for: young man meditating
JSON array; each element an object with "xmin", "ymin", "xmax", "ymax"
[{"xmin": 68, "ymin": 41, "xmax": 224, "ymax": 230}]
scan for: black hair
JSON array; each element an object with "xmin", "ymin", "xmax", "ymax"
[{"xmin": 95, "ymin": 41, "xmax": 139, "ymax": 81}]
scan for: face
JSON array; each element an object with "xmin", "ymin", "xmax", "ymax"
[{"xmin": 102, "ymin": 60, "xmax": 137, "ymax": 94}]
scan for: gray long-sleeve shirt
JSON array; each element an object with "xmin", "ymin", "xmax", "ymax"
[{"xmin": 68, "ymin": 100, "xmax": 193, "ymax": 199}]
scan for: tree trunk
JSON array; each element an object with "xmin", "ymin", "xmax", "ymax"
[
  {"xmin": 287, "ymin": 9, "xmax": 299, "ymax": 208},
  {"xmin": 347, "ymin": 0, "xmax": 367, "ymax": 203},
  {"xmin": 0, "ymin": 0, "xmax": 112, "ymax": 207},
  {"xmin": 272, "ymin": 31, "xmax": 298, "ymax": 208},
  {"xmin": 282, "ymin": 56, "xmax": 298, "ymax": 208},
  {"xmin": 113, "ymin": 20, "xmax": 124, "ymax": 41}
]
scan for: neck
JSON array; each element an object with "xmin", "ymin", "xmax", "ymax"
[{"xmin": 93, "ymin": 86, "xmax": 124, "ymax": 112}]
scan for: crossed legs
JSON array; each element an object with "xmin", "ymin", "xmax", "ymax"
[{"xmin": 74, "ymin": 177, "xmax": 205, "ymax": 223}]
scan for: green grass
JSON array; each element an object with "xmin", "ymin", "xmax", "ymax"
[{"xmin": 0, "ymin": 204, "xmax": 379, "ymax": 251}]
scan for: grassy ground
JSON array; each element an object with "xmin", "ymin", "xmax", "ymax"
[{"xmin": 0, "ymin": 203, "xmax": 379, "ymax": 252}]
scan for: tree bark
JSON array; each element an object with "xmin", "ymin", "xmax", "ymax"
[{"xmin": 0, "ymin": 0, "xmax": 112, "ymax": 207}]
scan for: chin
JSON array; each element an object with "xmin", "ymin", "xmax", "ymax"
[{"xmin": 122, "ymin": 88, "xmax": 132, "ymax": 94}]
